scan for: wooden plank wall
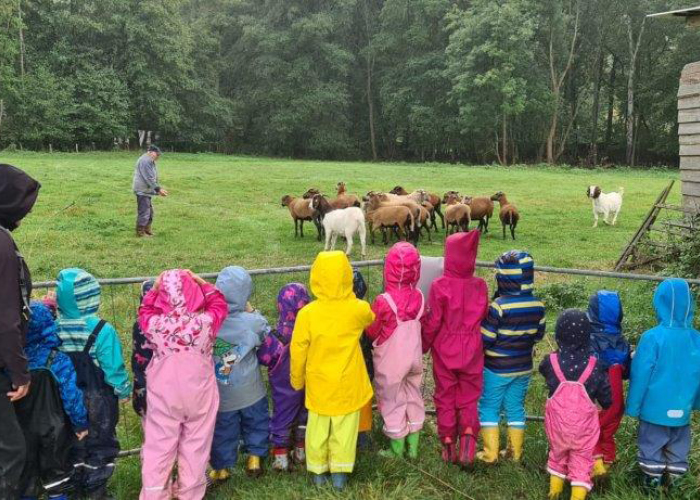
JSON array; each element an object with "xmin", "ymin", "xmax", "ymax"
[{"xmin": 679, "ymin": 61, "xmax": 700, "ymax": 212}]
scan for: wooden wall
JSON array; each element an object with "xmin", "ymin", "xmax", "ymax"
[{"xmin": 679, "ymin": 61, "xmax": 700, "ymax": 212}]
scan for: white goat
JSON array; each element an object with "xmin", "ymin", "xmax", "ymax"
[{"xmin": 322, "ymin": 207, "xmax": 367, "ymax": 257}]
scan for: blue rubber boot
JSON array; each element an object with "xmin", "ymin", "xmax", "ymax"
[
  {"xmin": 48, "ymin": 495, "xmax": 68, "ymax": 500},
  {"xmin": 331, "ymin": 473, "xmax": 348, "ymax": 491},
  {"xmin": 312, "ymin": 473, "xmax": 329, "ymax": 486}
]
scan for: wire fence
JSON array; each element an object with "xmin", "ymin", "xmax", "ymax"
[{"xmin": 29, "ymin": 260, "xmax": 700, "ymax": 460}]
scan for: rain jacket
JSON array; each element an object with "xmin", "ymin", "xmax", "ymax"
[
  {"xmin": 587, "ymin": 291, "xmax": 630, "ymax": 373},
  {"xmin": 25, "ymin": 302, "xmax": 88, "ymax": 431},
  {"xmin": 480, "ymin": 251, "xmax": 546, "ymax": 376},
  {"xmin": 132, "ymin": 281, "xmax": 155, "ymax": 417},
  {"xmin": 421, "ymin": 231, "xmax": 489, "ymax": 372},
  {"xmin": 55, "ymin": 268, "xmax": 131, "ymax": 399},
  {"xmin": 367, "ymin": 242, "xmax": 424, "ymax": 345},
  {"xmin": 626, "ymin": 279, "xmax": 700, "ymax": 427},
  {"xmin": 0, "ymin": 164, "xmax": 39, "ymax": 387},
  {"xmin": 290, "ymin": 251, "xmax": 375, "ymax": 416},
  {"xmin": 214, "ymin": 266, "xmax": 271, "ymax": 412}
]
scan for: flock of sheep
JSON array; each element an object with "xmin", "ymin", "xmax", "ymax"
[{"xmin": 281, "ymin": 182, "xmax": 520, "ymax": 256}]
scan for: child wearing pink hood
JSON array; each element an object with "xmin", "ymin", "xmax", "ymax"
[
  {"xmin": 137, "ymin": 269, "xmax": 228, "ymax": 500},
  {"xmin": 366, "ymin": 242, "xmax": 426, "ymax": 459},
  {"xmin": 421, "ymin": 231, "xmax": 489, "ymax": 467}
]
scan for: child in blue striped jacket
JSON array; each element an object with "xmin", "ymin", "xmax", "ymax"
[{"xmin": 477, "ymin": 251, "xmax": 546, "ymax": 464}]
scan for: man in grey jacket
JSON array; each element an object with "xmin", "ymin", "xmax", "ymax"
[{"xmin": 132, "ymin": 145, "xmax": 168, "ymax": 237}]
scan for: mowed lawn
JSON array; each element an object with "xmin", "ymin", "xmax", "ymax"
[{"xmin": 5, "ymin": 153, "xmax": 700, "ymax": 500}]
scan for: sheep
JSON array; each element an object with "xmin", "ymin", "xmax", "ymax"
[
  {"xmin": 322, "ymin": 206, "xmax": 367, "ymax": 257},
  {"xmin": 491, "ymin": 191, "xmax": 519, "ymax": 240},
  {"xmin": 419, "ymin": 203, "xmax": 433, "ymax": 241},
  {"xmin": 462, "ymin": 195, "xmax": 494, "ymax": 233},
  {"xmin": 392, "ymin": 186, "xmax": 444, "ymax": 230},
  {"xmin": 364, "ymin": 192, "xmax": 421, "ymax": 244},
  {"xmin": 444, "ymin": 194, "xmax": 471, "ymax": 235},
  {"xmin": 302, "ymin": 188, "xmax": 321, "ymax": 199},
  {"xmin": 332, "ymin": 182, "xmax": 362, "ymax": 209},
  {"xmin": 365, "ymin": 205, "xmax": 415, "ymax": 245},
  {"xmin": 281, "ymin": 195, "xmax": 321, "ymax": 240}
]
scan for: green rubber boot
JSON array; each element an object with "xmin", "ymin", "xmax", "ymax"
[
  {"xmin": 379, "ymin": 437, "xmax": 406, "ymax": 458},
  {"xmin": 406, "ymin": 432, "xmax": 420, "ymax": 459}
]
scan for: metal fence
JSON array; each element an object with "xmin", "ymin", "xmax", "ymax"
[{"xmin": 29, "ymin": 260, "xmax": 700, "ymax": 458}]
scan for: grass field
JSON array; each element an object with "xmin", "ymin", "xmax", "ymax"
[{"xmin": 4, "ymin": 152, "xmax": 699, "ymax": 500}]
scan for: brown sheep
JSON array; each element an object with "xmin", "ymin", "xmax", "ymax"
[
  {"xmin": 365, "ymin": 205, "xmax": 415, "ymax": 245},
  {"xmin": 419, "ymin": 202, "xmax": 433, "ymax": 241},
  {"xmin": 392, "ymin": 185, "xmax": 444, "ymax": 230},
  {"xmin": 491, "ymin": 191, "xmax": 519, "ymax": 240},
  {"xmin": 462, "ymin": 196, "xmax": 494, "ymax": 233},
  {"xmin": 281, "ymin": 195, "xmax": 320, "ymax": 239},
  {"xmin": 365, "ymin": 192, "xmax": 422, "ymax": 244},
  {"xmin": 444, "ymin": 194, "xmax": 471, "ymax": 235},
  {"xmin": 302, "ymin": 188, "xmax": 321, "ymax": 199},
  {"xmin": 332, "ymin": 182, "xmax": 362, "ymax": 209}
]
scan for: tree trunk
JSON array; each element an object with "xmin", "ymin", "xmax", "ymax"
[
  {"xmin": 604, "ymin": 55, "xmax": 617, "ymax": 154},
  {"xmin": 625, "ymin": 15, "xmax": 645, "ymax": 166},
  {"xmin": 588, "ymin": 47, "xmax": 605, "ymax": 165},
  {"xmin": 502, "ymin": 110, "xmax": 508, "ymax": 166},
  {"xmin": 18, "ymin": 0, "xmax": 25, "ymax": 77},
  {"xmin": 546, "ymin": 89, "xmax": 559, "ymax": 164},
  {"xmin": 366, "ymin": 54, "xmax": 378, "ymax": 161}
]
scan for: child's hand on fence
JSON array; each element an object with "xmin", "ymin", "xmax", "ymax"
[
  {"xmin": 245, "ymin": 301, "xmax": 254, "ymax": 313},
  {"xmin": 76, "ymin": 430, "xmax": 89, "ymax": 441}
]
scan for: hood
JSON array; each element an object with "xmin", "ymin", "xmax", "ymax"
[
  {"xmin": 277, "ymin": 283, "xmax": 311, "ymax": 339},
  {"xmin": 27, "ymin": 301, "xmax": 61, "ymax": 350},
  {"xmin": 653, "ymin": 278, "xmax": 695, "ymax": 328},
  {"xmin": 310, "ymin": 251, "xmax": 354, "ymax": 300},
  {"xmin": 353, "ymin": 269, "xmax": 367, "ymax": 300},
  {"xmin": 216, "ymin": 266, "xmax": 253, "ymax": 313},
  {"xmin": 495, "ymin": 250, "xmax": 534, "ymax": 297},
  {"xmin": 444, "ymin": 231, "xmax": 480, "ymax": 279},
  {"xmin": 587, "ymin": 291, "xmax": 623, "ymax": 334},
  {"xmin": 384, "ymin": 242, "xmax": 420, "ymax": 293},
  {"xmin": 0, "ymin": 164, "xmax": 40, "ymax": 230},
  {"xmin": 56, "ymin": 268, "xmax": 101, "ymax": 320},
  {"xmin": 141, "ymin": 279, "xmax": 155, "ymax": 303},
  {"xmin": 153, "ymin": 269, "xmax": 206, "ymax": 314},
  {"xmin": 555, "ymin": 309, "xmax": 591, "ymax": 352}
]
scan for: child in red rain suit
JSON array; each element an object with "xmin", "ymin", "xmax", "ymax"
[{"xmin": 421, "ymin": 231, "xmax": 489, "ymax": 467}]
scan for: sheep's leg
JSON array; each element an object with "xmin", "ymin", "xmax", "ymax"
[
  {"xmin": 324, "ymin": 227, "xmax": 331, "ymax": 251},
  {"xmin": 315, "ymin": 218, "xmax": 323, "ymax": 241},
  {"xmin": 511, "ymin": 223, "xmax": 516, "ymax": 240},
  {"xmin": 426, "ymin": 224, "xmax": 432, "ymax": 242},
  {"xmin": 294, "ymin": 219, "xmax": 299, "ymax": 237},
  {"xmin": 331, "ymin": 233, "xmax": 338, "ymax": 250},
  {"xmin": 603, "ymin": 210, "xmax": 611, "ymax": 225},
  {"xmin": 437, "ymin": 207, "xmax": 445, "ymax": 229},
  {"xmin": 299, "ymin": 219, "xmax": 305, "ymax": 238},
  {"xmin": 358, "ymin": 222, "xmax": 367, "ymax": 256},
  {"xmin": 592, "ymin": 208, "xmax": 598, "ymax": 228},
  {"xmin": 344, "ymin": 228, "xmax": 354, "ymax": 255},
  {"xmin": 612, "ymin": 209, "xmax": 619, "ymax": 226},
  {"xmin": 503, "ymin": 223, "xmax": 506, "ymax": 240}
]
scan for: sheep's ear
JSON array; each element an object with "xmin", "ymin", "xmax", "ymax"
[{"xmin": 594, "ymin": 187, "xmax": 601, "ymax": 198}]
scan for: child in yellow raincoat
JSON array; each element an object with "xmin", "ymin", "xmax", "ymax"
[{"xmin": 290, "ymin": 252, "xmax": 375, "ymax": 490}]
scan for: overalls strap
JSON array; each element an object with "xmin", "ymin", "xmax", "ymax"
[
  {"xmin": 381, "ymin": 291, "xmax": 425, "ymax": 324},
  {"xmin": 84, "ymin": 320, "xmax": 107, "ymax": 354},
  {"xmin": 577, "ymin": 356, "xmax": 597, "ymax": 384}
]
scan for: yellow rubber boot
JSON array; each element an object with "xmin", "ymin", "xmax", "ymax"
[
  {"xmin": 506, "ymin": 427, "xmax": 525, "ymax": 462},
  {"xmin": 476, "ymin": 427, "xmax": 499, "ymax": 464},
  {"xmin": 548, "ymin": 475, "xmax": 565, "ymax": 500},
  {"xmin": 592, "ymin": 458, "xmax": 608, "ymax": 477},
  {"xmin": 570, "ymin": 486, "xmax": 587, "ymax": 500}
]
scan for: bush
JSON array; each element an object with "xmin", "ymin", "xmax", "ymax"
[{"xmin": 539, "ymin": 281, "xmax": 587, "ymax": 312}]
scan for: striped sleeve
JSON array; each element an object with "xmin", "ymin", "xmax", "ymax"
[{"xmin": 481, "ymin": 302, "xmax": 501, "ymax": 348}]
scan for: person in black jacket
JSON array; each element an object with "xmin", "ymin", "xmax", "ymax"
[{"xmin": 0, "ymin": 163, "xmax": 40, "ymax": 499}]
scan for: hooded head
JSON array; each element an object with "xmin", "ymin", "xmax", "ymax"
[
  {"xmin": 310, "ymin": 251, "xmax": 353, "ymax": 301},
  {"xmin": 153, "ymin": 270, "xmax": 206, "ymax": 314},
  {"xmin": 555, "ymin": 309, "xmax": 591, "ymax": 354},
  {"xmin": 495, "ymin": 250, "xmax": 534, "ymax": 297},
  {"xmin": 353, "ymin": 269, "xmax": 367, "ymax": 300},
  {"xmin": 587, "ymin": 291, "xmax": 623, "ymax": 334},
  {"xmin": 26, "ymin": 301, "xmax": 61, "ymax": 351},
  {"xmin": 277, "ymin": 283, "xmax": 311, "ymax": 340},
  {"xmin": 653, "ymin": 278, "xmax": 695, "ymax": 328},
  {"xmin": 141, "ymin": 279, "xmax": 155, "ymax": 302},
  {"xmin": 444, "ymin": 231, "xmax": 480, "ymax": 279},
  {"xmin": 0, "ymin": 164, "xmax": 40, "ymax": 231},
  {"xmin": 216, "ymin": 266, "xmax": 254, "ymax": 313},
  {"xmin": 56, "ymin": 268, "xmax": 101, "ymax": 320},
  {"xmin": 384, "ymin": 242, "xmax": 420, "ymax": 293}
]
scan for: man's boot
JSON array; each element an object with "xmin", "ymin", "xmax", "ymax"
[
  {"xmin": 136, "ymin": 225, "xmax": 146, "ymax": 237},
  {"xmin": 144, "ymin": 224, "xmax": 154, "ymax": 236}
]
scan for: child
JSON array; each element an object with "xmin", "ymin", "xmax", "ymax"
[
  {"xmin": 138, "ymin": 269, "xmax": 227, "ymax": 500},
  {"xmin": 257, "ymin": 283, "xmax": 311, "ymax": 472},
  {"xmin": 587, "ymin": 291, "xmax": 630, "ymax": 479},
  {"xmin": 422, "ymin": 231, "xmax": 488, "ymax": 467},
  {"xmin": 626, "ymin": 279, "xmax": 700, "ymax": 493},
  {"xmin": 210, "ymin": 266, "xmax": 271, "ymax": 480},
  {"xmin": 540, "ymin": 309, "xmax": 611, "ymax": 500},
  {"xmin": 478, "ymin": 251, "xmax": 545, "ymax": 464},
  {"xmin": 353, "ymin": 268, "xmax": 374, "ymax": 449},
  {"xmin": 15, "ymin": 302, "xmax": 89, "ymax": 500},
  {"xmin": 366, "ymin": 242, "xmax": 425, "ymax": 458},
  {"xmin": 132, "ymin": 280, "xmax": 155, "ymax": 418},
  {"xmin": 55, "ymin": 268, "xmax": 132, "ymax": 499},
  {"xmin": 290, "ymin": 251, "xmax": 375, "ymax": 490}
]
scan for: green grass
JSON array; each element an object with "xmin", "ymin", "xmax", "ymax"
[{"xmin": 4, "ymin": 152, "xmax": 698, "ymax": 499}]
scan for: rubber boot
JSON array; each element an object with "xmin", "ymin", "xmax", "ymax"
[
  {"xmin": 246, "ymin": 455, "xmax": 264, "ymax": 477},
  {"xmin": 505, "ymin": 427, "xmax": 524, "ymax": 462},
  {"xmin": 208, "ymin": 469, "xmax": 231, "ymax": 485},
  {"xmin": 312, "ymin": 473, "xmax": 329, "ymax": 486},
  {"xmin": 144, "ymin": 224, "xmax": 154, "ymax": 236},
  {"xmin": 47, "ymin": 495, "xmax": 68, "ymax": 500},
  {"xmin": 357, "ymin": 431, "xmax": 371, "ymax": 451},
  {"xmin": 642, "ymin": 474, "xmax": 663, "ymax": 497},
  {"xmin": 406, "ymin": 431, "xmax": 420, "ymax": 459},
  {"xmin": 476, "ymin": 427, "xmax": 499, "ymax": 464},
  {"xmin": 136, "ymin": 225, "xmax": 146, "ymax": 237},
  {"xmin": 293, "ymin": 442, "xmax": 306, "ymax": 465},
  {"xmin": 272, "ymin": 448, "xmax": 290, "ymax": 472},
  {"xmin": 592, "ymin": 458, "xmax": 608, "ymax": 477},
  {"xmin": 548, "ymin": 475, "xmax": 565, "ymax": 500},
  {"xmin": 441, "ymin": 437, "xmax": 456, "ymax": 464},
  {"xmin": 379, "ymin": 437, "xmax": 405, "ymax": 458},
  {"xmin": 570, "ymin": 486, "xmax": 587, "ymax": 500},
  {"xmin": 331, "ymin": 473, "xmax": 348, "ymax": 491},
  {"xmin": 665, "ymin": 472, "xmax": 683, "ymax": 494},
  {"xmin": 458, "ymin": 430, "xmax": 477, "ymax": 469}
]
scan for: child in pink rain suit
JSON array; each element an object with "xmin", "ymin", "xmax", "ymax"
[
  {"xmin": 540, "ymin": 309, "xmax": 611, "ymax": 500},
  {"xmin": 366, "ymin": 242, "xmax": 426, "ymax": 459},
  {"xmin": 138, "ymin": 269, "xmax": 228, "ymax": 500},
  {"xmin": 421, "ymin": 231, "xmax": 489, "ymax": 467}
]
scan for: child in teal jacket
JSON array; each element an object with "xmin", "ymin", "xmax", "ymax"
[{"xmin": 626, "ymin": 278, "xmax": 700, "ymax": 493}]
